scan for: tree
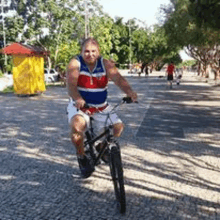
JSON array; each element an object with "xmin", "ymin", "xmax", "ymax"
[
  {"xmin": 89, "ymin": 15, "xmax": 113, "ymax": 59},
  {"xmin": 189, "ymin": 0, "xmax": 220, "ymax": 30},
  {"xmin": 3, "ymin": 0, "xmax": 104, "ymax": 69},
  {"xmin": 109, "ymin": 17, "xmax": 130, "ymax": 66},
  {"xmin": 148, "ymin": 25, "xmax": 182, "ymax": 70},
  {"xmin": 161, "ymin": 0, "xmax": 220, "ymax": 77}
]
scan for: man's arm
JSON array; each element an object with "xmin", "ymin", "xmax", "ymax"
[
  {"xmin": 104, "ymin": 59, "xmax": 137, "ymax": 102},
  {"xmin": 67, "ymin": 58, "xmax": 85, "ymax": 109}
]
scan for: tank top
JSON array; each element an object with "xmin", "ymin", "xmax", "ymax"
[{"xmin": 76, "ymin": 55, "xmax": 108, "ymax": 107}]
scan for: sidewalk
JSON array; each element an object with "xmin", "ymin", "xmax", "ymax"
[
  {"xmin": 0, "ymin": 74, "xmax": 13, "ymax": 91},
  {"xmin": 0, "ymin": 71, "xmax": 220, "ymax": 219}
]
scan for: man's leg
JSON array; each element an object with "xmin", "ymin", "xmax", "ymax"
[
  {"xmin": 113, "ymin": 122, "xmax": 124, "ymax": 137},
  {"xmin": 70, "ymin": 115, "xmax": 87, "ymax": 156},
  {"xmin": 70, "ymin": 114, "xmax": 94, "ymax": 178}
]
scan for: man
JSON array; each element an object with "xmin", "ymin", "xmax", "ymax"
[
  {"xmin": 144, "ymin": 63, "xmax": 149, "ymax": 76},
  {"xmin": 66, "ymin": 38, "xmax": 137, "ymax": 178},
  {"xmin": 166, "ymin": 61, "xmax": 175, "ymax": 88}
]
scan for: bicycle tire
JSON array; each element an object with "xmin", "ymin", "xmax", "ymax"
[{"xmin": 109, "ymin": 145, "xmax": 126, "ymax": 213}]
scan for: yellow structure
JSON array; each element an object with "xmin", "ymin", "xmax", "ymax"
[
  {"xmin": 2, "ymin": 43, "xmax": 49, "ymax": 95},
  {"xmin": 12, "ymin": 55, "xmax": 45, "ymax": 94}
]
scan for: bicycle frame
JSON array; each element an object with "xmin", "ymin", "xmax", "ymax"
[
  {"xmin": 85, "ymin": 118, "xmax": 115, "ymax": 166},
  {"xmin": 82, "ymin": 97, "xmax": 134, "ymax": 166},
  {"xmin": 81, "ymin": 97, "xmax": 134, "ymax": 214}
]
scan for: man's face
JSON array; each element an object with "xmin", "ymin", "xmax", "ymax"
[{"xmin": 82, "ymin": 42, "xmax": 99, "ymax": 65}]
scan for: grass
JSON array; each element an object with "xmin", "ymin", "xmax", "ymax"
[{"xmin": 2, "ymin": 86, "xmax": 14, "ymax": 93}]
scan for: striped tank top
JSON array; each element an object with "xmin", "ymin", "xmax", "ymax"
[{"xmin": 77, "ymin": 55, "xmax": 108, "ymax": 107}]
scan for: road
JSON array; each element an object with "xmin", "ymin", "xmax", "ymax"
[{"xmin": 0, "ymin": 71, "xmax": 220, "ymax": 219}]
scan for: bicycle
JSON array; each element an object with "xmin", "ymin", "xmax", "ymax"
[{"xmin": 80, "ymin": 97, "xmax": 136, "ymax": 214}]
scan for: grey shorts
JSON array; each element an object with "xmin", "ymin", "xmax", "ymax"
[{"xmin": 67, "ymin": 101, "xmax": 122, "ymax": 134}]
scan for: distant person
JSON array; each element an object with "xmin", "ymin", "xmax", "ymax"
[
  {"xmin": 144, "ymin": 63, "xmax": 149, "ymax": 76},
  {"xmin": 175, "ymin": 68, "xmax": 183, "ymax": 85},
  {"xmin": 141, "ymin": 62, "xmax": 146, "ymax": 73},
  {"xmin": 166, "ymin": 62, "xmax": 175, "ymax": 88}
]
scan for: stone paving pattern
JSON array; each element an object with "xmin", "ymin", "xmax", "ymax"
[{"xmin": 0, "ymin": 71, "xmax": 220, "ymax": 219}]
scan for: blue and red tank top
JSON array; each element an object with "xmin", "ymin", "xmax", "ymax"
[{"xmin": 77, "ymin": 55, "xmax": 108, "ymax": 107}]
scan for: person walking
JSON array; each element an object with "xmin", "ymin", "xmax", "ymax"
[
  {"xmin": 144, "ymin": 63, "xmax": 149, "ymax": 76},
  {"xmin": 166, "ymin": 61, "xmax": 175, "ymax": 88},
  {"xmin": 175, "ymin": 68, "xmax": 183, "ymax": 85},
  {"xmin": 66, "ymin": 37, "xmax": 138, "ymax": 178}
]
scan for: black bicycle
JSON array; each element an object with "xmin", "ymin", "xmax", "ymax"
[{"xmin": 82, "ymin": 97, "xmax": 135, "ymax": 214}]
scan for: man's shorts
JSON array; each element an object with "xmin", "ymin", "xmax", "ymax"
[
  {"xmin": 67, "ymin": 101, "xmax": 122, "ymax": 134},
  {"xmin": 167, "ymin": 74, "xmax": 173, "ymax": 81}
]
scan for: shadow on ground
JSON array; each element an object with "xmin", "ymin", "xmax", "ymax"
[{"xmin": 0, "ymin": 75, "xmax": 220, "ymax": 219}]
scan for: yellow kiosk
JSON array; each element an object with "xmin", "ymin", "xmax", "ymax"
[{"xmin": 2, "ymin": 43, "xmax": 49, "ymax": 95}]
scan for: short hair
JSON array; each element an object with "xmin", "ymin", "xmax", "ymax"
[{"xmin": 81, "ymin": 37, "xmax": 100, "ymax": 52}]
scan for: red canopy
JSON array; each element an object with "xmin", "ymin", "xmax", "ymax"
[{"xmin": 1, "ymin": 42, "xmax": 49, "ymax": 56}]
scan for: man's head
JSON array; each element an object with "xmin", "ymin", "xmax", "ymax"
[{"xmin": 81, "ymin": 38, "xmax": 100, "ymax": 65}]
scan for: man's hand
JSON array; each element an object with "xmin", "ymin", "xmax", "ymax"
[
  {"xmin": 75, "ymin": 98, "xmax": 86, "ymax": 109},
  {"xmin": 127, "ymin": 91, "xmax": 138, "ymax": 103}
]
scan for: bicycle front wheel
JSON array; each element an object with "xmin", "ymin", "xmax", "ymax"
[{"xmin": 109, "ymin": 144, "xmax": 126, "ymax": 213}]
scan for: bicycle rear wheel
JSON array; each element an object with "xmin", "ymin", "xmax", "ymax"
[{"xmin": 109, "ymin": 144, "xmax": 126, "ymax": 213}]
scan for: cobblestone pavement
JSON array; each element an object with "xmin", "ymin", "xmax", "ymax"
[{"xmin": 0, "ymin": 71, "xmax": 220, "ymax": 220}]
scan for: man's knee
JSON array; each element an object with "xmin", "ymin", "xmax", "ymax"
[
  {"xmin": 70, "ymin": 115, "xmax": 86, "ymax": 143},
  {"xmin": 70, "ymin": 115, "xmax": 86, "ymax": 132},
  {"xmin": 113, "ymin": 122, "xmax": 124, "ymax": 137}
]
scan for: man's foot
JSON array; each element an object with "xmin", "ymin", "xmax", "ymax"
[
  {"xmin": 96, "ymin": 143, "xmax": 110, "ymax": 164},
  {"xmin": 77, "ymin": 154, "xmax": 95, "ymax": 178}
]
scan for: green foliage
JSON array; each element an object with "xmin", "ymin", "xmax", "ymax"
[
  {"xmin": 161, "ymin": 0, "xmax": 220, "ymax": 77},
  {"xmin": 180, "ymin": 59, "xmax": 197, "ymax": 68},
  {"xmin": 162, "ymin": 0, "xmax": 220, "ymax": 48},
  {"xmin": 0, "ymin": 70, "xmax": 3, "ymax": 78},
  {"xmin": 1, "ymin": 0, "xmax": 184, "ymax": 72},
  {"xmin": 2, "ymin": 86, "xmax": 14, "ymax": 93},
  {"xmin": 188, "ymin": 0, "xmax": 220, "ymax": 30},
  {"xmin": 57, "ymin": 41, "xmax": 80, "ymax": 70},
  {"xmin": 132, "ymin": 28, "xmax": 151, "ymax": 62},
  {"xmin": 89, "ymin": 16, "xmax": 113, "ymax": 59},
  {"xmin": 110, "ymin": 17, "xmax": 130, "ymax": 64}
]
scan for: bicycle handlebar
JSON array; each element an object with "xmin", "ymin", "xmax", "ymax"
[
  {"xmin": 83, "ymin": 97, "xmax": 138, "ymax": 109},
  {"xmin": 122, "ymin": 97, "xmax": 138, "ymax": 104}
]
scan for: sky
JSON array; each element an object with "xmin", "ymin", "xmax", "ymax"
[
  {"xmin": 98, "ymin": 0, "xmax": 191, "ymax": 60},
  {"xmin": 98, "ymin": 0, "xmax": 171, "ymax": 27}
]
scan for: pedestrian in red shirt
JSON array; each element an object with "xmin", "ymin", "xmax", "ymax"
[{"xmin": 166, "ymin": 62, "xmax": 175, "ymax": 88}]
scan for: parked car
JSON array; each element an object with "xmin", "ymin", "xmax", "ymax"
[{"xmin": 44, "ymin": 69, "xmax": 59, "ymax": 83}]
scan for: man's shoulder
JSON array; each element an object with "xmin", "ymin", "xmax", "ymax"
[
  {"xmin": 68, "ymin": 57, "xmax": 80, "ymax": 69},
  {"xmin": 103, "ymin": 58, "xmax": 115, "ymax": 68},
  {"xmin": 70, "ymin": 57, "xmax": 80, "ymax": 64}
]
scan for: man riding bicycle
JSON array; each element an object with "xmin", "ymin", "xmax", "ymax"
[{"xmin": 66, "ymin": 37, "xmax": 138, "ymax": 178}]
